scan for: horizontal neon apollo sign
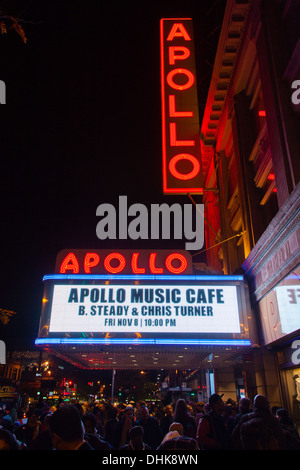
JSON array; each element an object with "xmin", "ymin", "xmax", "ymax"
[
  {"xmin": 55, "ymin": 249, "xmax": 193, "ymax": 275},
  {"xmin": 160, "ymin": 18, "xmax": 203, "ymax": 194}
]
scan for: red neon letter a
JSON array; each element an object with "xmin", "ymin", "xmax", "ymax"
[
  {"xmin": 60, "ymin": 252, "xmax": 80, "ymax": 273},
  {"xmin": 167, "ymin": 23, "xmax": 191, "ymax": 41}
]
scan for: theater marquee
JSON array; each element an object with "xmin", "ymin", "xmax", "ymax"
[{"xmin": 35, "ymin": 248, "xmax": 257, "ymax": 371}]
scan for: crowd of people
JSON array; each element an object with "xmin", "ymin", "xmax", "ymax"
[{"xmin": 0, "ymin": 393, "xmax": 300, "ymax": 450}]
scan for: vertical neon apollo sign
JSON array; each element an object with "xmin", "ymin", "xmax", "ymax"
[{"xmin": 160, "ymin": 18, "xmax": 203, "ymax": 194}]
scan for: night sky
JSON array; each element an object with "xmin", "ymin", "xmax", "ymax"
[{"xmin": 0, "ymin": 0, "xmax": 226, "ymax": 349}]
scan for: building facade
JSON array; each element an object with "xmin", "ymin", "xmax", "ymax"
[{"xmin": 200, "ymin": 0, "xmax": 300, "ymax": 427}]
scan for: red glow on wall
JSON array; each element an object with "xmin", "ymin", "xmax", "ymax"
[
  {"xmin": 259, "ymin": 110, "xmax": 266, "ymax": 117},
  {"xmin": 160, "ymin": 18, "xmax": 203, "ymax": 194}
]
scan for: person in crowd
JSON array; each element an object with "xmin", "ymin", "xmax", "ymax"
[
  {"xmin": 276, "ymin": 408, "xmax": 299, "ymax": 439},
  {"xmin": 0, "ymin": 428, "xmax": 20, "ymax": 450},
  {"xmin": 119, "ymin": 425, "xmax": 152, "ymax": 450},
  {"xmin": 223, "ymin": 404, "xmax": 236, "ymax": 435},
  {"xmin": 159, "ymin": 422, "xmax": 181, "ymax": 443},
  {"xmin": 82, "ymin": 412, "xmax": 114, "ymax": 450},
  {"xmin": 8, "ymin": 401, "xmax": 18, "ymax": 424},
  {"xmin": 231, "ymin": 394, "xmax": 286, "ymax": 450},
  {"xmin": 275, "ymin": 408, "xmax": 300, "ymax": 449},
  {"xmin": 233, "ymin": 397, "xmax": 251, "ymax": 426},
  {"xmin": 195, "ymin": 402, "xmax": 205, "ymax": 426},
  {"xmin": 28, "ymin": 412, "xmax": 53, "ymax": 450},
  {"xmin": 157, "ymin": 422, "xmax": 199, "ymax": 450},
  {"xmin": 103, "ymin": 404, "xmax": 119, "ymax": 447},
  {"xmin": 196, "ymin": 393, "xmax": 231, "ymax": 450},
  {"xmin": 114, "ymin": 405, "xmax": 135, "ymax": 449},
  {"xmin": 49, "ymin": 404, "xmax": 94, "ymax": 450},
  {"xmin": 21, "ymin": 409, "xmax": 42, "ymax": 446},
  {"xmin": 160, "ymin": 404, "xmax": 173, "ymax": 436},
  {"xmin": 135, "ymin": 405, "xmax": 162, "ymax": 449},
  {"xmin": 172, "ymin": 398, "xmax": 197, "ymax": 439},
  {"xmin": 271, "ymin": 405, "xmax": 281, "ymax": 415}
]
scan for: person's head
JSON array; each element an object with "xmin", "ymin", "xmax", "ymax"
[
  {"xmin": 203, "ymin": 403, "xmax": 211, "ymax": 414},
  {"xmin": 196, "ymin": 402, "xmax": 204, "ymax": 413},
  {"xmin": 0, "ymin": 429, "xmax": 20, "ymax": 450},
  {"xmin": 82, "ymin": 412, "xmax": 97, "ymax": 434},
  {"xmin": 129, "ymin": 426, "xmax": 144, "ymax": 449},
  {"xmin": 123, "ymin": 406, "xmax": 134, "ymax": 422},
  {"xmin": 208, "ymin": 394, "xmax": 224, "ymax": 415},
  {"xmin": 173, "ymin": 398, "xmax": 189, "ymax": 422},
  {"xmin": 139, "ymin": 406, "xmax": 150, "ymax": 421},
  {"xmin": 164, "ymin": 404, "xmax": 173, "ymax": 415},
  {"xmin": 239, "ymin": 397, "xmax": 251, "ymax": 413},
  {"xmin": 49, "ymin": 405, "xmax": 84, "ymax": 450},
  {"xmin": 253, "ymin": 395, "xmax": 270, "ymax": 413},
  {"xmin": 276, "ymin": 408, "xmax": 293, "ymax": 425},
  {"xmin": 169, "ymin": 422, "xmax": 183, "ymax": 435}
]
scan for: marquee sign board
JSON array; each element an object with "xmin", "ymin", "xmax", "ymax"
[
  {"xmin": 160, "ymin": 18, "xmax": 203, "ymax": 194},
  {"xmin": 36, "ymin": 272, "xmax": 256, "ymax": 350},
  {"xmin": 48, "ymin": 284, "xmax": 241, "ymax": 334}
]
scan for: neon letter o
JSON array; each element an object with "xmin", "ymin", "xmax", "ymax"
[
  {"xmin": 104, "ymin": 253, "xmax": 126, "ymax": 273},
  {"xmin": 166, "ymin": 68, "xmax": 194, "ymax": 90},
  {"xmin": 165, "ymin": 253, "xmax": 188, "ymax": 274},
  {"xmin": 169, "ymin": 154, "xmax": 200, "ymax": 180}
]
